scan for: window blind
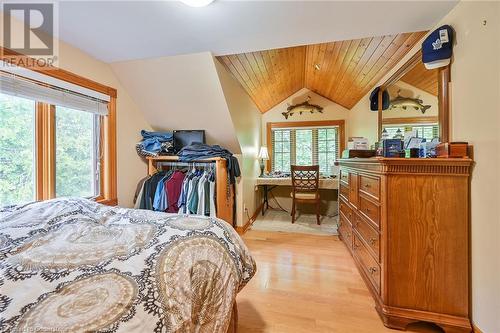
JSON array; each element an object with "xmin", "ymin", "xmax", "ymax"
[
  {"xmin": 271, "ymin": 126, "xmax": 339, "ymax": 175},
  {"xmin": 0, "ymin": 72, "xmax": 109, "ymax": 115}
]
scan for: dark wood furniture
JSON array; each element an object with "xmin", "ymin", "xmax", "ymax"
[
  {"xmin": 290, "ymin": 165, "xmax": 321, "ymax": 225},
  {"xmin": 338, "ymin": 157, "xmax": 473, "ymax": 333}
]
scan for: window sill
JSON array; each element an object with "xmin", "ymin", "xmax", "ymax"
[{"xmin": 95, "ymin": 197, "xmax": 118, "ymax": 206}]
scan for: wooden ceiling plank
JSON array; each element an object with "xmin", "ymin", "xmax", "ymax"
[
  {"xmin": 348, "ymin": 35, "xmax": 396, "ymax": 94},
  {"xmin": 346, "ymin": 31, "xmax": 427, "ymax": 108},
  {"xmin": 246, "ymin": 52, "xmax": 274, "ymax": 109},
  {"xmin": 219, "ymin": 56, "xmax": 267, "ymax": 111},
  {"xmin": 253, "ymin": 51, "xmax": 278, "ymax": 106},
  {"xmin": 311, "ymin": 43, "xmax": 328, "ymax": 94},
  {"xmin": 318, "ymin": 41, "xmax": 342, "ymax": 97},
  {"xmin": 323, "ymin": 40, "xmax": 351, "ymax": 97},
  {"xmin": 314, "ymin": 42, "xmax": 336, "ymax": 96},
  {"xmin": 306, "ymin": 44, "xmax": 320, "ymax": 92},
  {"xmin": 329, "ymin": 38, "xmax": 362, "ymax": 101},
  {"xmin": 335, "ymin": 36, "xmax": 381, "ymax": 105},
  {"xmin": 215, "ymin": 30, "xmax": 427, "ymax": 112}
]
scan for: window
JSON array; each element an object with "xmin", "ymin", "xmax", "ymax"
[
  {"xmin": 383, "ymin": 124, "xmax": 438, "ymax": 141},
  {"xmin": 0, "ymin": 93, "xmax": 36, "ymax": 205},
  {"xmin": 269, "ymin": 120, "xmax": 345, "ymax": 176},
  {"xmin": 0, "ymin": 57, "xmax": 117, "ymax": 207},
  {"xmin": 55, "ymin": 107, "xmax": 100, "ymax": 197}
]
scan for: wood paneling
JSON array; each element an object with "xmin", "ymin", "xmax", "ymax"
[
  {"xmin": 400, "ymin": 60, "xmax": 439, "ymax": 96},
  {"xmin": 217, "ymin": 31, "xmax": 426, "ymax": 112},
  {"xmin": 306, "ymin": 31, "xmax": 427, "ymax": 109},
  {"xmin": 218, "ymin": 46, "xmax": 306, "ymax": 112}
]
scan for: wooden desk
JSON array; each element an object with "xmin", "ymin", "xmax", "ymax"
[{"xmin": 256, "ymin": 177, "xmax": 339, "ymax": 215}]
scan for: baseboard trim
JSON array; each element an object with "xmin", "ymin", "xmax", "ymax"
[
  {"xmin": 236, "ymin": 203, "xmax": 263, "ymax": 235},
  {"xmin": 473, "ymin": 323, "xmax": 483, "ymax": 333}
]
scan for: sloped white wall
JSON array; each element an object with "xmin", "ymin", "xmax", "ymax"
[
  {"xmin": 110, "ymin": 52, "xmax": 241, "ymax": 154},
  {"xmin": 213, "ymin": 59, "xmax": 262, "ymax": 226},
  {"xmin": 0, "ymin": 13, "xmax": 152, "ymax": 208}
]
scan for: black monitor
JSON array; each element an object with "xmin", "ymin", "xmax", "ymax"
[{"xmin": 173, "ymin": 130, "xmax": 205, "ymax": 153}]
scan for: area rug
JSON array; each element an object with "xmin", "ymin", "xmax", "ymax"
[{"xmin": 250, "ymin": 209, "xmax": 338, "ymax": 236}]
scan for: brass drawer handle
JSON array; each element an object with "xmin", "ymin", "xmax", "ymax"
[
  {"xmin": 365, "ymin": 208, "xmax": 371, "ymax": 213},
  {"xmin": 364, "ymin": 184, "xmax": 371, "ymax": 188},
  {"xmin": 369, "ymin": 267, "xmax": 377, "ymax": 275}
]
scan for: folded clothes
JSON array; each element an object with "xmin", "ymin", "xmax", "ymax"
[
  {"xmin": 177, "ymin": 143, "xmax": 241, "ymax": 184},
  {"xmin": 136, "ymin": 130, "xmax": 173, "ymax": 157}
]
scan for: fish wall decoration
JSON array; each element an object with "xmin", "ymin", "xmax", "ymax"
[
  {"xmin": 390, "ymin": 91, "xmax": 431, "ymax": 114},
  {"xmin": 282, "ymin": 96, "xmax": 323, "ymax": 119}
]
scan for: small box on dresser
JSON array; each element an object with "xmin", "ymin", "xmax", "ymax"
[{"xmin": 338, "ymin": 157, "xmax": 473, "ymax": 333}]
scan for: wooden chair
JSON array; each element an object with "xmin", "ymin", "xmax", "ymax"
[{"xmin": 290, "ymin": 165, "xmax": 321, "ymax": 225}]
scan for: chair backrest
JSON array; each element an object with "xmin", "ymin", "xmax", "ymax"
[{"xmin": 291, "ymin": 165, "xmax": 319, "ymax": 192}]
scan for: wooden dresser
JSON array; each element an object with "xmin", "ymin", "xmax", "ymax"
[{"xmin": 338, "ymin": 158, "xmax": 473, "ymax": 333}]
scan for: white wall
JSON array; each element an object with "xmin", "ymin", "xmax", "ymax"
[
  {"xmin": 444, "ymin": 2, "xmax": 500, "ymax": 332},
  {"xmin": 0, "ymin": 13, "xmax": 152, "ymax": 208},
  {"xmin": 348, "ymin": 2, "xmax": 500, "ymax": 331},
  {"xmin": 261, "ymin": 88, "xmax": 350, "ymax": 147},
  {"xmin": 110, "ymin": 52, "xmax": 241, "ymax": 154},
  {"xmin": 213, "ymin": 59, "xmax": 262, "ymax": 227}
]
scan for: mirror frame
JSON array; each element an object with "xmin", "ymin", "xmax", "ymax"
[{"xmin": 378, "ymin": 49, "xmax": 450, "ymax": 143}]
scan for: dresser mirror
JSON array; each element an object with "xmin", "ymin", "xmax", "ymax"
[{"xmin": 377, "ymin": 49, "xmax": 450, "ymax": 142}]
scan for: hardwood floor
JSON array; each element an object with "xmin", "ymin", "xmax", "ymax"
[{"xmin": 237, "ymin": 230, "xmax": 444, "ymax": 333}]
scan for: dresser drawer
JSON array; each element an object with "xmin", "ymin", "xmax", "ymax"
[
  {"xmin": 339, "ymin": 199, "xmax": 354, "ymax": 223},
  {"xmin": 353, "ymin": 234, "xmax": 380, "ymax": 294},
  {"xmin": 339, "ymin": 183, "xmax": 349, "ymax": 201},
  {"xmin": 359, "ymin": 195, "xmax": 380, "ymax": 228},
  {"xmin": 353, "ymin": 213, "xmax": 380, "ymax": 262},
  {"xmin": 348, "ymin": 173, "xmax": 359, "ymax": 207},
  {"xmin": 359, "ymin": 174, "xmax": 380, "ymax": 201},
  {"xmin": 340, "ymin": 170, "xmax": 349, "ymax": 185},
  {"xmin": 338, "ymin": 214, "xmax": 352, "ymax": 251}
]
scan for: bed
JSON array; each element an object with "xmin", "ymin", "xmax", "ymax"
[{"xmin": 0, "ymin": 197, "xmax": 256, "ymax": 332}]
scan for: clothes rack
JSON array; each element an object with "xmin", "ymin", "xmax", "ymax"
[{"xmin": 146, "ymin": 156, "xmax": 235, "ymax": 226}]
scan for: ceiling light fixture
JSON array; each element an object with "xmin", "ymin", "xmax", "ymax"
[{"xmin": 180, "ymin": 0, "xmax": 215, "ymax": 7}]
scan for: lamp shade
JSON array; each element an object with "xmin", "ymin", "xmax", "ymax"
[{"xmin": 258, "ymin": 146, "xmax": 269, "ymax": 160}]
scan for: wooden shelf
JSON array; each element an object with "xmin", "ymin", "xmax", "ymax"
[{"xmin": 146, "ymin": 155, "xmax": 234, "ymax": 226}]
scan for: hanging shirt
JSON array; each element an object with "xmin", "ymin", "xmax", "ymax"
[
  {"xmin": 153, "ymin": 172, "xmax": 171, "ymax": 211},
  {"xmin": 187, "ymin": 176, "xmax": 200, "ymax": 214},
  {"xmin": 178, "ymin": 173, "xmax": 193, "ymax": 214},
  {"xmin": 204, "ymin": 177, "xmax": 210, "ymax": 216},
  {"xmin": 196, "ymin": 174, "xmax": 207, "ymax": 215},
  {"xmin": 166, "ymin": 171, "xmax": 185, "ymax": 213},
  {"xmin": 209, "ymin": 180, "xmax": 216, "ymax": 217},
  {"xmin": 134, "ymin": 176, "xmax": 149, "ymax": 205},
  {"xmin": 134, "ymin": 183, "xmax": 145, "ymax": 209}
]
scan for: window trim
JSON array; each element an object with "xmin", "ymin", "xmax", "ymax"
[
  {"xmin": 382, "ymin": 116, "xmax": 438, "ymax": 125},
  {"xmin": 266, "ymin": 120, "xmax": 345, "ymax": 172},
  {"xmin": 1, "ymin": 47, "xmax": 118, "ymax": 206}
]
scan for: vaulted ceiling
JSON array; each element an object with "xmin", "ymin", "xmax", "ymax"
[
  {"xmin": 217, "ymin": 31, "xmax": 427, "ymax": 112},
  {"xmin": 400, "ymin": 60, "xmax": 439, "ymax": 96}
]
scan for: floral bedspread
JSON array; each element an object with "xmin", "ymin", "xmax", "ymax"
[{"xmin": 0, "ymin": 198, "xmax": 255, "ymax": 332}]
